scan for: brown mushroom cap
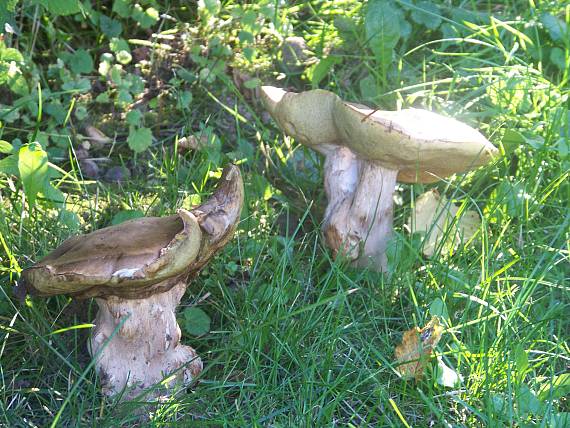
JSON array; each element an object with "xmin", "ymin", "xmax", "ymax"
[
  {"xmin": 261, "ymin": 86, "xmax": 499, "ymax": 183},
  {"xmin": 261, "ymin": 86, "xmax": 339, "ymax": 150},
  {"xmin": 334, "ymin": 102, "xmax": 498, "ymax": 183},
  {"xmin": 22, "ymin": 164, "xmax": 243, "ymax": 299}
]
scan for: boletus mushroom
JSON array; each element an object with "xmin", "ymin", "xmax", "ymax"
[
  {"xmin": 21, "ymin": 165, "xmax": 243, "ymax": 399},
  {"xmin": 261, "ymin": 86, "xmax": 498, "ymax": 270}
]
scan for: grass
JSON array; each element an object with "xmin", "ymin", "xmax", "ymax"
[{"xmin": 0, "ymin": 0, "xmax": 569, "ymax": 426}]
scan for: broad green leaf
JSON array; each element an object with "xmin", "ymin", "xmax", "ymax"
[
  {"xmin": 100, "ymin": 15, "xmax": 122, "ymax": 38},
  {"xmin": 309, "ymin": 56, "xmax": 341, "ymax": 88},
  {"xmin": 40, "ymin": 183, "xmax": 65, "ymax": 207},
  {"xmin": 541, "ymin": 13, "xmax": 567, "ymax": 43},
  {"xmin": 410, "ymin": 1, "xmax": 441, "ymax": 30},
  {"xmin": 0, "ymin": 154, "xmax": 18, "ymax": 175},
  {"xmin": 8, "ymin": 73, "xmax": 29, "ymax": 96},
  {"xmin": 117, "ymin": 89, "xmax": 133, "ymax": 105},
  {"xmin": 334, "ymin": 15, "xmax": 359, "ymax": 43},
  {"xmin": 17, "ymin": 143, "xmax": 48, "ymax": 207},
  {"xmin": 365, "ymin": 0, "xmax": 400, "ymax": 61},
  {"xmin": 74, "ymin": 105, "xmax": 88, "ymax": 120},
  {"xmin": 109, "ymin": 38, "xmax": 130, "ymax": 53},
  {"xmin": 61, "ymin": 77, "xmax": 91, "ymax": 92},
  {"xmin": 517, "ymin": 384, "xmax": 542, "ymax": 415},
  {"xmin": 126, "ymin": 109, "xmax": 142, "ymax": 126},
  {"xmin": 176, "ymin": 90, "xmax": 193, "ymax": 110},
  {"xmin": 4, "ymin": 0, "xmax": 18, "ymax": 13},
  {"xmin": 37, "ymin": 0, "xmax": 81, "ymax": 16},
  {"xmin": 127, "ymin": 126, "xmax": 153, "ymax": 153},
  {"xmin": 44, "ymin": 102, "xmax": 67, "ymax": 123},
  {"xmin": 112, "ymin": 0, "xmax": 131, "ymax": 18},
  {"xmin": 0, "ymin": 140, "xmax": 13, "ymax": 154},
  {"xmin": 429, "ymin": 298, "xmax": 449, "ymax": 322},
  {"xmin": 359, "ymin": 73, "xmax": 378, "ymax": 101},
  {"xmin": 0, "ymin": 47, "xmax": 24, "ymax": 63},
  {"xmin": 111, "ymin": 209, "xmax": 144, "ymax": 225},
  {"xmin": 181, "ymin": 307, "xmax": 211, "ymax": 336},
  {"xmin": 550, "ymin": 47, "xmax": 566, "ymax": 71}
]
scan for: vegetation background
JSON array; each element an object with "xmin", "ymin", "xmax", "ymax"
[{"xmin": 0, "ymin": 0, "xmax": 568, "ymax": 426}]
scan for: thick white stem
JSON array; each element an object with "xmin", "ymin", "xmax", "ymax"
[
  {"xmin": 348, "ymin": 163, "xmax": 398, "ymax": 271},
  {"xmin": 322, "ymin": 147, "xmax": 361, "ymax": 260},
  {"xmin": 89, "ymin": 281, "xmax": 202, "ymax": 399},
  {"xmin": 322, "ymin": 148, "xmax": 398, "ymax": 271}
]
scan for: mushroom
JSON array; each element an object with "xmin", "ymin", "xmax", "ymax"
[
  {"xmin": 21, "ymin": 164, "xmax": 243, "ymax": 399},
  {"xmin": 261, "ymin": 86, "xmax": 498, "ymax": 270},
  {"xmin": 407, "ymin": 189, "xmax": 481, "ymax": 257}
]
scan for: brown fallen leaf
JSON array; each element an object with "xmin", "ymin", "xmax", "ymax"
[{"xmin": 394, "ymin": 317, "xmax": 443, "ymax": 380}]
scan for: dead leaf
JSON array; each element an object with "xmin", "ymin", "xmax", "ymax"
[
  {"xmin": 407, "ymin": 189, "xmax": 481, "ymax": 257},
  {"xmin": 394, "ymin": 317, "xmax": 443, "ymax": 380}
]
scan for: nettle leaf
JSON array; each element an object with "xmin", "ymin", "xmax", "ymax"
[
  {"xmin": 100, "ymin": 15, "xmax": 122, "ymax": 38},
  {"xmin": 127, "ymin": 126, "xmax": 153, "ymax": 153},
  {"xmin": 410, "ymin": 1, "xmax": 442, "ymax": 30},
  {"xmin": 181, "ymin": 307, "xmax": 211, "ymax": 337},
  {"xmin": 126, "ymin": 109, "xmax": 142, "ymax": 126},
  {"xmin": 37, "ymin": 0, "xmax": 81, "ymax": 16},
  {"xmin": 17, "ymin": 143, "xmax": 48, "ymax": 207},
  {"xmin": 364, "ymin": 0, "xmax": 400, "ymax": 62},
  {"xmin": 112, "ymin": 0, "xmax": 131, "ymax": 18},
  {"xmin": 68, "ymin": 49, "xmax": 93, "ymax": 74}
]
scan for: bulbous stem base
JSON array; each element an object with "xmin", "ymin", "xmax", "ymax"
[{"xmin": 89, "ymin": 281, "xmax": 202, "ymax": 400}]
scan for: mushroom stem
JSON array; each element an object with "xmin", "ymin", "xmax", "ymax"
[
  {"xmin": 89, "ymin": 281, "xmax": 202, "ymax": 399},
  {"xmin": 322, "ymin": 149, "xmax": 398, "ymax": 271}
]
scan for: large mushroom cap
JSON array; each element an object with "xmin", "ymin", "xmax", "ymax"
[
  {"xmin": 260, "ymin": 86, "xmax": 339, "ymax": 150},
  {"xmin": 261, "ymin": 86, "xmax": 498, "ymax": 183},
  {"xmin": 22, "ymin": 164, "xmax": 243, "ymax": 299},
  {"xmin": 334, "ymin": 102, "xmax": 498, "ymax": 183}
]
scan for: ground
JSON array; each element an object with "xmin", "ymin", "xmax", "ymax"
[{"xmin": 0, "ymin": 1, "xmax": 568, "ymax": 426}]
